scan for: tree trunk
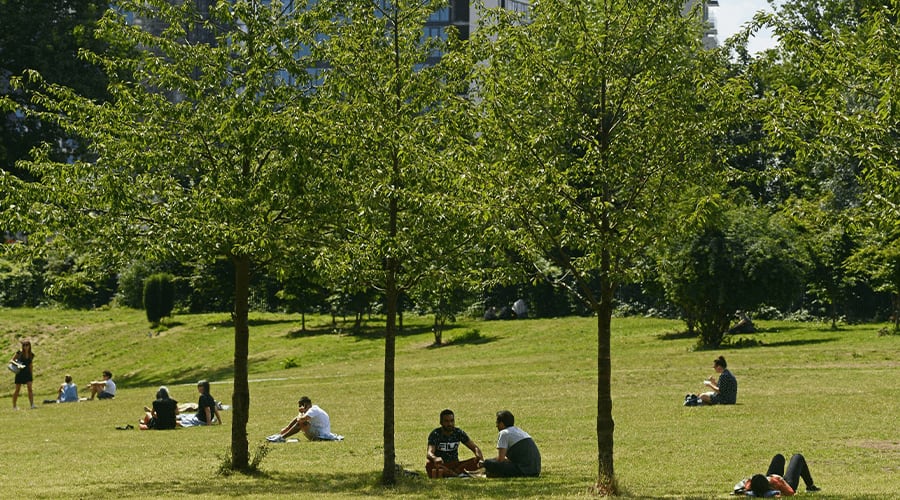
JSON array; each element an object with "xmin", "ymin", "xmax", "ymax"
[
  {"xmin": 382, "ymin": 271, "xmax": 398, "ymax": 485},
  {"xmin": 231, "ymin": 254, "xmax": 251, "ymax": 470},
  {"xmin": 381, "ymin": 146, "xmax": 400, "ymax": 485},
  {"xmin": 595, "ymin": 257, "xmax": 617, "ymax": 495}
]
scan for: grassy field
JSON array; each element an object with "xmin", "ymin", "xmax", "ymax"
[{"xmin": 1, "ymin": 307, "xmax": 897, "ymax": 499}]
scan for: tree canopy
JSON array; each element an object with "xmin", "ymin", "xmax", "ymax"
[{"xmin": 472, "ymin": 0, "xmax": 721, "ymax": 492}]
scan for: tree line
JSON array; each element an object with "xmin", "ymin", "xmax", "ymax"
[{"xmin": 2, "ymin": 0, "xmax": 898, "ymax": 493}]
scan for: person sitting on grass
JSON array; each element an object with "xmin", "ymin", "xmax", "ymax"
[
  {"xmin": 736, "ymin": 453, "xmax": 821, "ymax": 496},
  {"xmin": 482, "ymin": 410, "xmax": 541, "ymax": 478},
  {"xmin": 426, "ymin": 409, "xmax": 484, "ymax": 478},
  {"xmin": 267, "ymin": 396, "xmax": 343, "ymax": 442},
  {"xmin": 140, "ymin": 386, "xmax": 179, "ymax": 430},
  {"xmin": 88, "ymin": 370, "xmax": 116, "ymax": 400},
  {"xmin": 699, "ymin": 356, "xmax": 737, "ymax": 405},
  {"xmin": 177, "ymin": 380, "xmax": 221, "ymax": 427},
  {"xmin": 43, "ymin": 374, "xmax": 78, "ymax": 404}
]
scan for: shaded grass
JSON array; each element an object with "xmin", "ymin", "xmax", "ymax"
[{"xmin": 1, "ymin": 308, "xmax": 898, "ymax": 498}]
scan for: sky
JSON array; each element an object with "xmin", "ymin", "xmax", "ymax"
[{"xmin": 710, "ymin": 0, "xmax": 781, "ymax": 53}]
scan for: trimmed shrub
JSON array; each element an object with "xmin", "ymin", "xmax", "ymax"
[{"xmin": 144, "ymin": 273, "xmax": 175, "ymax": 325}]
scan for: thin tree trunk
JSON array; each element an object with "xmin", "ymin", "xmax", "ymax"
[
  {"xmin": 595, "ymin": 254, "xmax": 616, "ymax": 494},
  {"xmin": 231, "ymin": 254, "xmax": 251, "ymax": 470}
]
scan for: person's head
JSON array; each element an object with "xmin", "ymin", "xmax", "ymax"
[
  {"xmin": 713, "ymin": 356, "xmax": 727, "ymax": 372},
  {"xmin": 102, "ymin": 370, "xmax": 112, "ymax": 379},
  {"xmin": 20, "ymin": 340, "xmax": 32, "ymax": 353},
  {"xmin": 156, "ymin": 386, "xmax": 169, "ymax": 400},
  {"xmin": 439, "ymin": 409, "xmax": 456, "ymax": 432},
  {"xmin": 749, "ymin": 474, "xmax": 770, "ymax": 497},
  {"xmin": 64, "ymin": 374, "xmax": 73, "ymax": 384},
  {"xmin": 496, "ymin": 410, "xmax": 515, "ymax": 429},
  {"xmin": 298, "ymin": 396, "xmax": 312, "ymax": 411},
  {"xmin": 197, "ymin": 380, "xmax": 210, "ymax": 394}
]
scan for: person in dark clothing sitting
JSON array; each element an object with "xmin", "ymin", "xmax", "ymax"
[{"xmin": 482, "ymin": 410, "xmax": 541, "ymax": 478}]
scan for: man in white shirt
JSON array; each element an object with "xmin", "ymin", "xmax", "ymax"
[
  {"xmin": 267, "ymin": 396, "xmax": 343, "ymax": 442},
  {"xmin": 88, "ymin": 370, "xmax": 116, "ymax": 400}
]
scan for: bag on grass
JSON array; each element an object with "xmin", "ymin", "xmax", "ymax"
[
  {"xmin": 732, "ymin": 477, "xmax": 749, "ymax": 495},
  {"xmin": 683, "ymin": 393, "xmax": 701, "ymax": 406}
]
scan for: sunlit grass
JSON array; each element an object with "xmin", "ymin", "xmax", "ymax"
[{"xmin": 1, "ymin": 308, "xmax": 897, "ymax": 498}]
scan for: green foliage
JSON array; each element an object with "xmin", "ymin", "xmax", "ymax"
[
  {"xmin": 0, "ymin": 256, "xmax": 44, "ymax": 307},
  {"xmin": 472, "ymin": 1, "xmax": 723, "ymax": 490},
  {"xmin": 143, "ymin": 272, "xmax": 174, "ymax": 325},
  {"xmin": 0, "ymin": 0, "xmax": 109, "ymax": 180},
  {"xmin": 312, "ymin": 0, "xmax": 477, "ymax": 484},
  {"xmin": 281, "ymin": 357, "xmax": 300, "ymax": 369},
  {"xmin": 756, "ymin": 1, "xmax": 900, "ymax": 330},
  {"xmin": 1, "ymin": 0, "xmax": 338, "ymax": 470},
  {"xmin": 659, "ymin": 206, "xmax": 804, "ymax": 347}
]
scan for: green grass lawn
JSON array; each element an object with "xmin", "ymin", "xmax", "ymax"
[{"xmin": 1, "ymin": 308, "xmax": 897, "ymax": 498}]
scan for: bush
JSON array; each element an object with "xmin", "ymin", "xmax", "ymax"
[
  {"xmin": 144, "ymin": 273, "xmax": 175, "ymax": 325},
  {"xmin": 0, "ymin": 258, "xmax": 43, "ymax": 307},
  {"xmin": 117, "ymin": 261, "xmax": 153, "ymax": 309}
]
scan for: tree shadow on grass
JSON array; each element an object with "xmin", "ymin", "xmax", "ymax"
[
  {"xmin": 346, "ymin": 324, "xmax": 438, "ymax": 342},
  {"xmin": 284, "ymin": 324, "xmax": 341, "ymax": 339},
  {"xmin": 761, "ymin": 337, "xmax": 839, "ymax": 348},
  {"xmin": 100, "ymin": 469, "xmax": 560, "ymax": 499},
  {"xmin": 206, "ymin": 317, "xmax": 300, "ymax": 328},
  {"xmin": 121, "ymin": 360, "xmax": 258, "ymax": 388},
  {"xmin": 657, "ymin": 330, "xmax": 695, "ymax": 341},
  {"xmin": 427, "ymin": 333, "xmax": 499, "ymax": 349}
]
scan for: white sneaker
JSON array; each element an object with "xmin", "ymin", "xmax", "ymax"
[{"xmin": 266, "ymin": 434, "xmax": 285, "ymax": 443}]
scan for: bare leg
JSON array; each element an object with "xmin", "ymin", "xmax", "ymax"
[
  {"xmin": 12, "ymin": 384, "xmax": 21, "ymax": 408},
  {"xmin": 26, "ymin": 382, "xmax": 34, "ymax": 408},
  {"xmin": 279, "ymin": 418, "xmax": 303, "ymax": 438}
]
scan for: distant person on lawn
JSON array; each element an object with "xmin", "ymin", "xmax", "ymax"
[
  {"xmin": 10, "ymin": 339, "xmax": 35, "ymax": 409},
  {"xmin": 88, "ymin": 370, "xmax": 116, "ymax": 400},
  {"xmin": 140, "ymin": 386, "xmax": 179, "ymax": 430},
  {"xmin": 483, "ymin": 410, "xmax": 541, "ymax": 478},
  {"xmin": 267, "ymin": 396, "xmax": 343, "ymax": 442},
  {"xmin": 178, "ymin": 380, "xmax": 221, "ymax": 427},
  {"xmin": 736, "ymin": 453, "xmax": 821, "ymax": 496},
  {"xmin": 426, "ymin": 408, "xmax": 484, "ymax": 478},
  {"xmin": 699, "ymin": 356, "xmax": 737, "ymax": 405},
  {"xmin": 44, "ymin": 374, "xmax": 78, "ymax": 404}
]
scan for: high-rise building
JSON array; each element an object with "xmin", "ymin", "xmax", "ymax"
[{"xmin": 684, "ymin": 0, "xmax": 719, "ymax": 48}]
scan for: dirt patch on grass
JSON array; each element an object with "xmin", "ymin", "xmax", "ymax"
[{"xmin": 852, "ymin": 439, "xmax": 900, "ymax": 452}]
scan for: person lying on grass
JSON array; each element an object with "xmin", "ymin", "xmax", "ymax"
[{"xmin": 735, "ymin": 453, "xmax": 821, "ymax": 496}]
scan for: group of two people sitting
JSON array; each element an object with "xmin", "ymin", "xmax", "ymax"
[
  {"xmin": 426, "ymin": 408, "xmax": 540, "ymax": 479},
  {"xmin": 139, "ymin": 379, "xmax": 222, "ymax": 429},
  {"xmin": 43, "ymin": 370, "xmax": 117, "ymax": 404}
]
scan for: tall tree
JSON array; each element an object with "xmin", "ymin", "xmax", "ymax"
[
  {"xmin": 312, "ymin": 0, "xmax": 477, "ymax": 485},
  {"xmin": 472, "ymin": 1, "xmax": 720, "ymax": 493},
  {"xmin": 0, "ymin": 0, "xmax": 109, "ymax": 181},
  {"xmin": 0, "ymin": 0, "xmax": 330, "ymax": 470},
  {"xmin": 759, "ymin": 1, "xmax": 900, "ymax": 327}
]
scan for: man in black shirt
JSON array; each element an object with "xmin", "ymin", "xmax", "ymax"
[{"xmin": 426, "ymin": 409, "xmax": 484, "ymax": 478}]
